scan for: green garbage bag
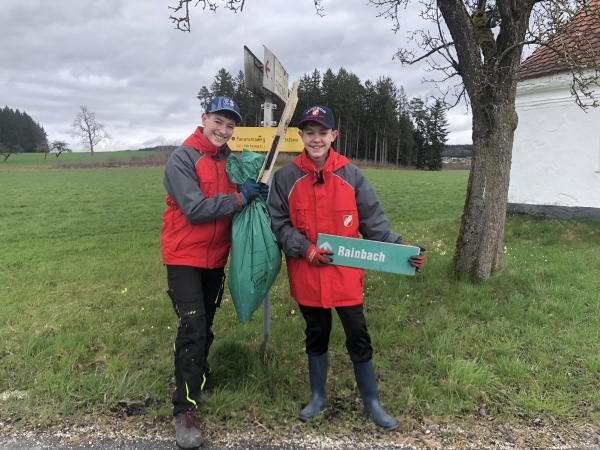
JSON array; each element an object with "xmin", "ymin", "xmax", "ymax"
[{"xmin": 226, "ymin": 149, "xmax": 282, "ymax": 324}]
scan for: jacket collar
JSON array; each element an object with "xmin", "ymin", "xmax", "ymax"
[
  {"xmin": 181, "ymin": 126, "xmax": 230, "ymax": 158},
  {"xmin": 294, "ymin": 148, "xmax": 349, "ymax": 176}
]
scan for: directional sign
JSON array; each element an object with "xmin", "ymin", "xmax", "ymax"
[
  {"xmin": 243, "ymin": 46, "xmax": 265, "ymax": 99},
  {"xmin": 316, "ymin": 234, "xmax": 420, "ymax": 276},
  {"xmin": 229, "ymin": 127, "xmax": 303, "ymax": 152},
  {"xmin": 263, "ymin": 46, "xmax": 289, "ymax": 102}
]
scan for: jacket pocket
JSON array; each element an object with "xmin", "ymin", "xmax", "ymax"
[
  {"xmin": 200, "ymin": 173, "xmax": 217, "ymax": 198},
  {"xmin": 333, "ymin": 207, "xmax": 359, "ymax": 235},
  {"xmin": 293, "ymin": 201, "xmax": 311, "ymax": 234}
]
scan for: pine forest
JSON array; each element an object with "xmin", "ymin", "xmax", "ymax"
[
  {"xmin": 198, "ymin": 67, "xmax": 450, "ymax": 171},
  {"xmin": 0, "ymin": 107, "xmax": 47, "ymax": 153}
]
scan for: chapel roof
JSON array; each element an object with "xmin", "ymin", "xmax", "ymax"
[{"xmin": 519, "ymin": 0, "xmax": 600, "ymax": 80}]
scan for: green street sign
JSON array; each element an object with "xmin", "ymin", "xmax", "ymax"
[{"xmin": 316, "ymin": 234, "xmax": 420, "ymax": 276}]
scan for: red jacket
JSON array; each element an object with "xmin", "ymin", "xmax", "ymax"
[
  {"xmin": 161, "ymin": 127, "xmax": 243, "ymax": 268},
  {"xmin": 268, "ymin": 149, "xmax": 402, "ymax": 308}
]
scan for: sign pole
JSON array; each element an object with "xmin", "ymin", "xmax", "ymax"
[
  {"xmin": 262, "ymin": 93, "xmax": 273, "ymax": 347},
  {"xmin": 244, "ymin": 45, "xmax": 295, "ymax": 348}
]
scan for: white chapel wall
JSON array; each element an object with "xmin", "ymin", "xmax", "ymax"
[{"xmin": 509, "ymin": 71, "xmax": 600, "ymax": 216}]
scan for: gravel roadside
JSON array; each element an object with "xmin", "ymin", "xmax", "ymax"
[{"xmin": 1, "ymin": 419, "xmax": 600, "ymax": 450}]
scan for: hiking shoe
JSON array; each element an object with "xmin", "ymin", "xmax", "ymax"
[{"xmin": 172, "ymin": 411, "xmax": 203, "ymax": 448}]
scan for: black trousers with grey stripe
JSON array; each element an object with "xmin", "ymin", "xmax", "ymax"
[{"xmin": 166, "ymin": 265, "xmax": 225, "ymax": 416}]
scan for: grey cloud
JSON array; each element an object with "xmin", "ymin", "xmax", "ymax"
[{"xmin": 1, "ymin": 0, "xmax": 473, "ymax": 151}]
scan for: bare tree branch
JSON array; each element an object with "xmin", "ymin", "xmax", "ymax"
[
  {"xmin": 169, "ymin": 0, "xmax": 321, "ymax": 31},
  {"xmin": 397, "ymin": 42, "xmax": 456, "ymax": 65},
  {"xmin": 71, "ymin": 106, "xmax": 111, "ymax": 160},
  {"xmin": 50, "ymin": 140, "xmax": 72, "ymax": 161}
]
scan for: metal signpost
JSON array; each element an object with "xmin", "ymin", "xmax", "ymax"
[
  {"xmin": 263, "ymin": 46, "xmax": 289, "ymax": 103},
  {"xmin": 243, "ymin": 46, "xmax": 264, "ymax": 99},
  {"xmin": 243, "ymin": 45, "xmax": 296, "ymax": 346}
]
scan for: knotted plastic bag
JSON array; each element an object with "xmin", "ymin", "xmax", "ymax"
[{"xmin": 226, "ymin": 149, "xmax": 281, "ymax": 324}]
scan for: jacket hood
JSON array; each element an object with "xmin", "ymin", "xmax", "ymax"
[
  {"xmin": 293, "ymin": 148, "xmax": 349, "ymax": 175},
  {"xmin": 181, "ymin": 126, "xmax": 229, "ymax": 157}
]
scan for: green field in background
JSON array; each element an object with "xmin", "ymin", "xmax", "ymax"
[{"xmin": 0, "ymin": 150, "xmax": 159, "ymax": 168}]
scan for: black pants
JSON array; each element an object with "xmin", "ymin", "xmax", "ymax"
[
  {"xmin": 166, "ymin": 265, "xmax": 225, "ymax": 416},
  {"xmin": 299, "ymin": 303, "xmax": 373, "ymax": 363}
]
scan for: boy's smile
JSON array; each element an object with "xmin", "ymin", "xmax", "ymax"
[
  {"xmin": 299, "ymin": 123, "xmax": 338, "ymax": 169},
  {"xmin": 201, "ymin": 113, "xmax": 236, "ymax": 147}
]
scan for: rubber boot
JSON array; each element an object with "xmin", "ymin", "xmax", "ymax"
[
  {"xmin": 299, "ymin": 353, "xmax": 328, "ymax": 421},
  {"xmin": 353, "ymin": 360, "xmax": 398, "ymax": 430}
]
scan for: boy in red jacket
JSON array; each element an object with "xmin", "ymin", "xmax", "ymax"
[
  {"xmin": 268, "ymin": 105, "xmax": 424, "ymax": 430},
  {"xmin": 161, "ymin": 96, "xmax": 266, "ymax": 448}
]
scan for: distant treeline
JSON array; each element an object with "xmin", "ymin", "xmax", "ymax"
[
  {"xmin": 0, "ymin": 106, "xmax": 47, "ymax": 153},
  {"xmin": 136, "ymin": 145, "xmax": 178, "ymax": 152},
  {"xmin": 198, "ymin": 67, "xmax": 449, "ymax": 170},
  {"xmin": 442, "ymin": 144, "xmax": 472, "ymax": 158}
]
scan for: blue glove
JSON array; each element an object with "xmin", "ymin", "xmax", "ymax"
[
  {"xmin": 239, "ymin": 179, "xmax": 261, "ymax": 206},
  {"xmin": 259, "ymin": 183, "xmax": 269, "ymax": 202}
]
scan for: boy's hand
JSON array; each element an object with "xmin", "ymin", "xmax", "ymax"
[
  {"xmin": 305, "ymin": 244, "xmax": 333, "ymax": 267},
  {"xmin": 259, "ymin": 183, "xmax": 269, "ymax": 202},
  {"xmin": 400, "ymin": 243, "xmax": 426, "ymax": 272},
  {"xmin": 408, "ymin": 254, "xmax": 425, "ymax": 272},
  {"xmin": 239, "ymin": 179, "xmax": 261, "ymax": 206}
]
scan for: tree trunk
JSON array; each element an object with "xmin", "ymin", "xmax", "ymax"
[
  {"xmin": 374, "ymin": 133, "xmax": 378, "ymax": 165},
  {"xmin": 384, "ymin": 129, "xmax": 388, "ymax": 164},
  {"xmin": 337, "ymin": 116, "xmax": 341, "ymax": 152},
  {"xmin": 356, "ymin": 123, "xmax": 360, "ymax": 160},
  {"xmin": 88, "ymin": 132, "xmax": 94, "ymax": 161},
  {"xmin": 437, "ymin": 0, "xmax": 530, "ymax": 281},
  {"xmin": 453, "ymin": 89, "xmax": 518, "ymax": 280},
  {"xmin": 344, "ymin": 120, "xmax": 348, "ymax": 157}
]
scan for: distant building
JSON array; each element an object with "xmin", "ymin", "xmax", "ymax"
[{"xmin": 508, "ymin": 0, "xmax": 600, "ymax": 220}]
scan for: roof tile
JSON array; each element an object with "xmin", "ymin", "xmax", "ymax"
[{"xmin": 520, "ymin": 0, "xmax": 600, "ymax": 80}]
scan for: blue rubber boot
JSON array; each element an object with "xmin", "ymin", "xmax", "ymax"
[
  {"xmin": 353, "ymin": 360, "xmax": 398, "ymax": 430},
  {"xmin": 299, "ymin": 353, "xmax": 328, "ymax": 421}
]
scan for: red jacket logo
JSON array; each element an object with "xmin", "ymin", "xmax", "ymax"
[{"xmin": 343, "ymin": 215, "xmax": 353, "ymax": 227}]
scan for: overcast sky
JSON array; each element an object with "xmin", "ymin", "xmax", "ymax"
[{"xmin": 0, "ymin": 0, "xmax": 476, "ymax": 152}]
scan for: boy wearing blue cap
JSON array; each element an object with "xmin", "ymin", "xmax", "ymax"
[
  {"xmin": 268, "ymin": 105, "xmax": 424, "ymax": 430},
  {"xmin": 161, "ymin": 96, "xmax": 267, "ymax": 448}
]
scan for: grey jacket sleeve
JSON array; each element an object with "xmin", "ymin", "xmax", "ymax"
[
  {"xmin": 344, "ymin": 164, "xmax": 402, "ymax": 244},
  {"xmin": 163, "ymin": 146, "xmax": 243, "ymax": 225},
  {"xmin": 268, "ymin": 166, "xmax": 312, "ymax": 258}
]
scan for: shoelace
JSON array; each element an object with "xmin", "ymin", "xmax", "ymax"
[{"xmin": 183, "ymin": 411, "xmax": 201, "ymax": 429}]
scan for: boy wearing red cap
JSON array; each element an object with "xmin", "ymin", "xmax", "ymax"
[
  {"xmin": 161, "ymin": 96, "xmax": 267, "ymax": 448},
  {"xmin": 268, "ymin": 105, "xmax": 424, "ymax": 430}
]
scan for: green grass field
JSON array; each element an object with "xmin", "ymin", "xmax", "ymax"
[
  {"xmin": 0, "ymin": 150, "xmax": 159, "ymax": 169},
  {"xmin": 0, "ymin": 164, "xmax": 599, "ymax": 436}
]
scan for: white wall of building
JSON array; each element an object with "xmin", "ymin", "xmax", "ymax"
[{"xmin": 509, "ymin": 72, "xmax": 600, "ymax": 213}]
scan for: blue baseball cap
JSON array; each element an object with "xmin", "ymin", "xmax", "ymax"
[
  {"xmin": 298, "ymin": 105, "xmax": 335, "ymax": 130},
  {"xmin": 206, "ymin": 96, "xmax": 242, "ymax": 124}
]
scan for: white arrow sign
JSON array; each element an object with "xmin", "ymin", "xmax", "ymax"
[{"xmin": 319, "ymin": 241, "xmax": 333, "ymax": 252}]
